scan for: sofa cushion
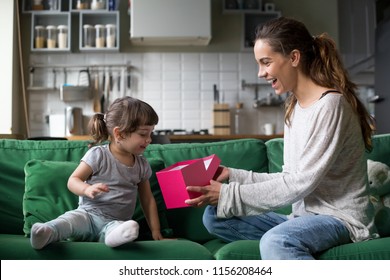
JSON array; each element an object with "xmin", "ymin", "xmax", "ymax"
[
  {"xmin": 0, "ymin": 140, "xmax": 90, "ymax": 235},
  {"xmin": 23, "ymin": 158, "xmax": 171, "ymax": 238},
  {"xmin": 212, "ymin": 238, "xmax": 390, "ymax": 260},
  {"xmin": 367, "ymin": 133, "xmax": 390, "ymax": 167},
  {"xmin": 144, "ymin": 139, "xmax": 269, "ymax": 243},
  {"xmin": 265, "ymin": 138, "xmax": 284, "ymax": 173},
  {"xmin": 0, "ymin": 234, "xmax": 214, "ymax": 260},
  {"xmin": 23, "ymin": 160, "xmax": 79, "ymax": 236}
]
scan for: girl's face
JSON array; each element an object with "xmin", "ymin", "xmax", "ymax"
[
  {"xmin": 254, "ymin": 39, "xmax": 298, "ymax": 95},
  {"xmin": 120, "ymin": 125, "xmax": 155, "ymax": 155}
]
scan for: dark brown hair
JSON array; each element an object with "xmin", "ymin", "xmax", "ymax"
[
  {"xmin": 88, "ymin": 96, "xmax": 159, "ymax": 146},
  {"xmin": 255, "ymin": 17, "xmax": 374, "ymax": 150}
]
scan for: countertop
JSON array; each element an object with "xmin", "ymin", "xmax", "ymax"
[
  {"xmin": 66, "ymin": 134, "xmax": 284, "ymax": 142},
  {"xmin": 0, "ymin": 134, "xmax": 283, "ymax": 142},
  {"xmin": 167, "ymin": 134, "xmax": 283, "ymax": 142}
]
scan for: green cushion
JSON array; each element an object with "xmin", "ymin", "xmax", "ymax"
[
  {"xmin": 213, "ymin": 238, "xmax": 390, "ymax": 260},
  {"xmin": 23, "ymin": 158, "xmax": 171, "ymax": 238},
  {"xmin": 265, "ymin": 138, "xmax": 284, "ymax": 173},
  {"xmin": 367, "ymin": 133, "xmax": 390, "ymax": 167},
  {"xmin": 214, "ymin": 240, "xmax": 260, "ymax": 260},
  {"xmin": 317, "ymin": 237, "xmax": 390, "ymax": 260},
  {"xmin": 144, "ymin": 139, "xmax": 269, "ymax": 243},
  {"xmin": 0, "ymin": 234, "xmax": 214, "ymax": 260},
  {"xmin": 23, "ymin": 160, "xmax": 79, "ymax": 236},
  {"xmin": 0, "ymin": 139, "xmax": 90, "ymax": 235}
]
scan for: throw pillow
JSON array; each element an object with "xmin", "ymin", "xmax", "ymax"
[
  {"xmin": 23, "ymin": 159, "xmax": 79, "ymax": 236},
  {"xmin": 23, "ymin": 158, "xmax": 171, "ymax": 238}
]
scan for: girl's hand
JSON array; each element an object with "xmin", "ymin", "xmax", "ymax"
[
  {"xmin": 151, "ymin": 230, "xmax": 164, "ymax": 240},
  {"xmin": 84, "ymin": 183, "xmax": 109, "ymax": 199},
  {"xmin": 185, "ymin": 180, "xmax": 222, "ymax": 207}
]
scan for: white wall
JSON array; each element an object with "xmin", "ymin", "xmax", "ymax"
[
  {"xmin": 0, "ymin": 0, "xmax": 14, "ymax": 133},
  {"xmin": 28, "ymin": 52, "xmax": 285, "ymax": 137}
]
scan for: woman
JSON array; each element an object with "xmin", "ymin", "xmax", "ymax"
[{"xmin": 185, "ymin": 17, "xmax": 378, "ymax": 259}]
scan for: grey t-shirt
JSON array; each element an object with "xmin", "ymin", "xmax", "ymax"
[
  {"xmin": 218, "ymin": 94, "xmax": 378, "ymax": 242},
  {"xmin": 78, "ymin": 144, "xmax": 152, "ymax": 221}
]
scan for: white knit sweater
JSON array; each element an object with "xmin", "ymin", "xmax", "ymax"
[{"xmin": 217, "ymin": 94, "xmax": 378, "ymax": 242}]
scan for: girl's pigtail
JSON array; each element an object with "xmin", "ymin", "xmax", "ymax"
[{"xmin": 88, "ymin": 113, "xmax": 109, "ymax": 147}]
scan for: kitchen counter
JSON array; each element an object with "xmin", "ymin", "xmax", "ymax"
[
  {"xmin": 167, "ymin": 134, "xmax": 283, "ymax": 143},
  {"xmin": 66, "ymin": 134, "xmax": 284, "ymax": 143},
  {"xmin": 0, "ymin": 134, "xmax": 25, "ymax": 140}
]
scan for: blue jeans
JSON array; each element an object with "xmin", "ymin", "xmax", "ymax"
[{"xmin": 203, "ymin": 206, "xmax": 351, "ymax": 260}]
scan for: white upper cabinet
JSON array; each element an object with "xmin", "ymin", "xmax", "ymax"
[{"xmin": 130, "ymin": 0, "xmax": 211, "ymax": 46}]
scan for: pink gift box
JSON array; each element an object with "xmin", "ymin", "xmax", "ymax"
[{"xmin": 156, "ymin": 154, "xmax": 221, "ymax": 209}]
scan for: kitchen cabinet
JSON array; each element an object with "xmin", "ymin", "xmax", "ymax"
[
  {"xmin": 79, "ymin": 11, "xmax": 119, "ymax": 51},
  {"xmin": 22, "ymin": 0, "xmax": 65, "ymax": 12},
  {"xmin": 31, "ymin": 12, "xmax": 71, "ymax": 52},
  {"xmin": 221, "ymin": 0, "xmax": 281, "ymax": 51},
  {"xmin": 338, "ymin": 0, "xmax": 376, "ymax": 75},
  {"xmin": 23, "ymin": 0, "xmax": 119, "ymax": 52},
  {"xmin": 129, "ymin": 0, "xmax": 211, "ymax": 46},
  {"xmin": 242, "ymin": 12, "xmax": 280, "ymax": 50}
]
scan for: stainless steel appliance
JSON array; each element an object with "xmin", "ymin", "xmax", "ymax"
[{"xmin": 65, "ymin": 107, "xmax": 84, "ymax": 136}]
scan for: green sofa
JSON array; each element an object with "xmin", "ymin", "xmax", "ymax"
[{"xmin": 0, "ymin": 134, "xmax": 389, "ymax": 260}]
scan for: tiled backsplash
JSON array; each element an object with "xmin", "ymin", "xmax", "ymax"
[{"xmin": 29, "ymin": 52, "xmax": 285, "ymax": 137}]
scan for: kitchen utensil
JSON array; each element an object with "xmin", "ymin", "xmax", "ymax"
[
  {"xmin": 65, "ymin": 107, "xmax": 83, "ymax": 136},
  {"xmin": 78, "ymin": 69, "xmax": 90, "ymax": 86},
  {"xmin": 213, "ymin": 103, "xmax": 231, "ymax": 135},
  {"xmin": 93, "ymin": 71, "xmax": 101, "ymax": 112},
  {"xmin": 60, "ymin": 69, "xmax": 92, "ymax": 101},
  {"xmin": 101, "ymin": 73, "xmax": 106, "ymax": 112}
]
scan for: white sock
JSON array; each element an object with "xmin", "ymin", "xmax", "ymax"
[
  {"xmin": 30, "ymin": 223, "xmax": 54, "ymax": 250},
  {"xmin": 105, "ymin": 220, "xmax": 139, "ymax": 247}
]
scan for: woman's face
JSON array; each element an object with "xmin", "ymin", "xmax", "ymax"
[{"xmin": 254, "ymin": 39, "xmax": 298, "ymax": 95}]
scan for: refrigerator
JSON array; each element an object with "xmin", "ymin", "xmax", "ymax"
[{"xmin": 374, "ymin": 14, "xmax": 390, "ymax": 134}]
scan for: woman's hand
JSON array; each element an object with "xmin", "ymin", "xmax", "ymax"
[
  {"xmin": 185, "ymin": 180, "xmax": 222, "ymax": 207},
  {"xmin": 213, "ymin": 166, "xmax": 229, "ymax": 182}
]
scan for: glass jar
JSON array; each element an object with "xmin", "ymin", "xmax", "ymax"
[
  {"xmin": 83, "ymin": 24, "xmax": 94, "ymax": 47},
  {"xmin": 57, "ymin": 25, "xmax": 68, "ymax": 49},
  {"xmin": 32, "ymin": 0, "xmax": 44, "ymax": 10},
  {"xmin": 105, "ymin": 24, "xmax": 116, "ymax": 48},
  {"xmin": 77, "ymin": 0, "xmax": 90, "ymax": 10},
  {"xmin": 95, "ymin": 24, "xmax": 105, "ymax": 48},
  {"xmin": 34, "ymin": 25, "xmax": 46, "ymax": 49},
  {"xmin": 47, "ymin": 0, "xmax": 58, "ymax": 10},
  {"xmin": 46, "ymin": 25, "xmax": 58, "ymax": 48},
  {"xmin": 91, "ymin": 0, "xmax": 105, "ymax": 10}
]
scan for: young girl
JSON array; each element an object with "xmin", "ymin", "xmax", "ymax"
[
  {"xmin": 31, "ymin": 96, "xmax": 163, "ymax": 249},
  {"xmin": 186, "ymin": 17, "xmax": 378, "ymax": 259}
]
